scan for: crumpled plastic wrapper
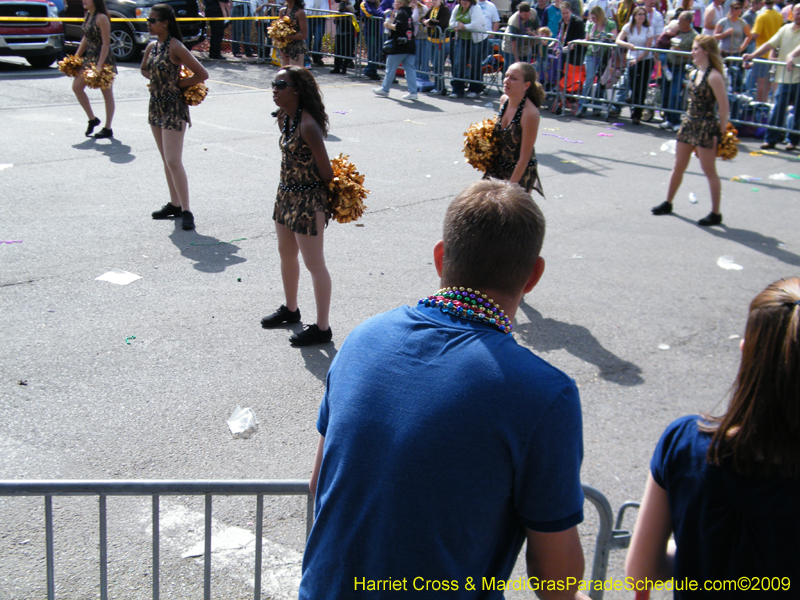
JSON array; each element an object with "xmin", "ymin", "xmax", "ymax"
[
  {"xmin": 83, "ymin": 63, "xmax": 115, "ymax": 89},
  {"xmin": 717, "ymin": 123, "xmax": 740, "ymax": 161},
  {"xmin": 57, "ymin": 54, "xmax": 84, "ymax": 77},
  {"xmin": 228, "ymin": 405, "xmax": 258, "ymax": 438},
  {"xmin": 180, "ymin": 66, "xmax": 208, "ymax": 106},
  {"xmin": 463, "ymin": 118, "xmax": 497, "ymax": 173},
  {"xmin": 267, "ymin": 16, "xmax": 295, "ymax": 50},
  {"xmin": 329, "ymin": 154, "xmax": 369, "ymax": 224}
]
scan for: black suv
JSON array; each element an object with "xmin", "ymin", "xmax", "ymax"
[{"xmin": 61, "ymin": 0, "xmax": 204, "ymax": 62}]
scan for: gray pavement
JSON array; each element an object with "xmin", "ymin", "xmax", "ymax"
[{"xmin": 1, "ymin": 54, "xmax": 799, "ymax": 598}]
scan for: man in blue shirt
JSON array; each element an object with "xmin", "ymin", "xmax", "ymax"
[{"xmin": 299, "ymin": 179, "xmax": 588, "ymax": 600}]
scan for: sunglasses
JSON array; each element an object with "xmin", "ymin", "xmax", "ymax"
[
  {"xmin": 271, "ymin": 80, "xmax": 295, "ymax": 90},
  {"xmin": 146, "ymin": 17, "xmax": 164, "ymax": 23}
]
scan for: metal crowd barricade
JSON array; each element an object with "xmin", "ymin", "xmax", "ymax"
[
  {"xmin": 0, "ymin": 479, "xmax": 312, "ymax": 600},
  {"xmin": 0, "ymin": 479, "xmax": 636, "ymax": 600}
]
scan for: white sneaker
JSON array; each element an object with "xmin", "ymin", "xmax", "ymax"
[
  {"xmin": 466, "ymin": 92, "xmax": 479, "ymax": 99},
  {"xmin": 402, "ymin": 92, "xmax": 418, "ymax": 100},
  {"xmin": 373, "ymin": 87, "xmax": 388, "ymax": 96},
  {"xmin": 659, "ymin": 121, "xmax": 672, "ymax": 130}
]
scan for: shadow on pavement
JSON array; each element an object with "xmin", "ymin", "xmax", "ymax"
[
  {"xmin": 516, "ymin": 301, "xmax": 645, "ymax": 386},
  {"xmin": 299, "ymin": 342, "xmax": 338, "ymax": 382},
  {"xmin": 169, "ymin": 222, "xmax": 247, "ymax": 272},
  {"xmin": 72, "ymin": 137, "xmax": 135, "ymax": 164}
]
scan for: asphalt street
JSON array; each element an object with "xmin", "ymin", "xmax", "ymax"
[{"xmin": 1, "ymin": 53, "xmax": 798, "ymax": 599}]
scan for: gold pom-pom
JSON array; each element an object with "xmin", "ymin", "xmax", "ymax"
[
  {"xmin": 267, "ymin": 16, "xmax": 296, "ymax": 50},
  {"xmin": 463, "ymin": 118, "xmax": 497, "ymax": 173},
  {"xmin": 328, "ymin": 154, "xmax": 369, "ymax": 224},
  {"xmin": 58, "ymin": 54, "xmax": 84, "ymax": 77},
  {"xmin": 717, "ymin": 122, "xmax": 740, "ymax": 161},
  {"xmin": 180, "ymin": 66, "xmax": 208, "ymax": 106},
  {"xmin": 83, "ymin": 63, "xmax": 115, "ymax": 89}
]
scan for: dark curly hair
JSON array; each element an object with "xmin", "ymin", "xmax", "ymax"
[{"xmin": 280, "ymin": 66, "xmax": 329, "ymax": 136}]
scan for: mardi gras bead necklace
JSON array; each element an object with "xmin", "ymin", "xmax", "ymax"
[{"xmin": 419, "ymin": 287, "xmax": 512, "ymax": 334}]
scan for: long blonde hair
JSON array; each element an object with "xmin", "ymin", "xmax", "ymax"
[{"xmin": 694, "ymin": 34, "xmax": 725, "ymax": 79}]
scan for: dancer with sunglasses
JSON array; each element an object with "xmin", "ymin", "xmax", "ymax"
[
  {"xmin": 73, "ymin": 0, "xmax": 116, "ymax": 138},
  {"xmin": 262, "ymin": 68, "xmax": 334, "ymax": 346},
  {"xmin": 142, "ymin": 4, "xmax": 208, "ymax": 231}
]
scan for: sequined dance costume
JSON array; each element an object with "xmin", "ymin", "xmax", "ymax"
[
  {"xmin": 273, "ymin": 108, "xmax": 330, "ymax": 236},
  {"xmin": 484, "ymin": 99, "xmax": 543, "ymax": 197},
  {"xmin": 147, "ymin": 37, "xmax": 191, "ymax": 131},
  {"xmin": 80, "ymin": 12, "xmax": 117, "ymax": 72},
  {"xmin": 280, "ymin": 5, "xmax": 308, "ymax": 60},
  {"xmin": 677, "ymin": 66, "xmax": 720, "ymax": 150}
]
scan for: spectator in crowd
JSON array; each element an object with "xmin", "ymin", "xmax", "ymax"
[
  {"xmin": 702, "ymin": 0, "xmax": 725, "ymax": 35},
  {"xmin": 615, "ymin": 0, "xmax": 636, "ymax": 30},
  {"xmin": 578, "ymin": 5, "xmax": 617, "ymax": 116},
  {"xmin": 610, "ymin": 0, "xmax": 637, "ymax": 114},
  {"xmin": 360, "ymin": 0, "xmax": 385, "ymax": 80},
  {"xmin": 423, "ymin": 0, "xmax": 451, "ymax": 94},
  {"xmin": 714, "ymin": 1, "xmax": 751, "ymax": 90},
  {"xmin": 411, "ymin": 0, "xmax": 432, "ymax": 89},
  {"xmin": 616, "ymin": 5, "xmax": 654, "ymax": 123},
  {"xmin": 306, "ymin": 0, "xmax": 329, "ymax": 66},
  {"xmin": 652, "ymin": 35, "xmax": 729, "ymax": 225},
  {"xmin": 263, "ymin": 67, "xmax": 334, "ymax": 345},
  {"xmin": 205, "ymin": 0, "xmax": 227, "ymax": 59},
  {"xmin": 299, "ymin": 178, "xmax": 588, "ymax": 600},
  {"xmin": 534, "ymin": 0, "xmax": 549, "ymax": 25},
  {"xmin": 449, "ymin": 0, "xmax": 486, "ymax": 97},
  {"xmin": 231, "ymin": 0, "xmax": 256, "ymax": 57},
  {"xmin": 558, "ymin": 2, "xmax": 586, "ymax": 69},
  {"xmin": 373, "ymin": 0, "xmax": 419, "ymax": 99},
  {"xmin": 746, "ymin": 0, "xmax": 783, "ymax": 101},
  {"xmin": 626, "ymin": 276, "xmax": 800, "ymax": 597},
  {"xmin": 544, "ymin": 0, "xmax": 563, "ymax": 36},
  {"xmin": 743, "ymin": 3, "xmax": 800, "ymax": 150},
  {"xmin": 502, "ymin": 2, "xmax": 539, "ymax": 67},
  {"xmin": 781, "ymin": 0, "xmax": 798, "ymax": 21},
  {"xmin": 277, "ymin": 0, "xmax": 309, "ymax": 66},
  {"xmin": 586, "ymin": 0, "xmax": 616, "ymax": 21},
  {"xmin": 645, "ymin": 0, "xmax": 665, "ymax": 38},
  {"xmin": 330, "ymin": 0, "xmax": 356, "ymax": 73},
  {"xmin": 658, "ymin": 10, "xmax": 697, "ymax": 130}
]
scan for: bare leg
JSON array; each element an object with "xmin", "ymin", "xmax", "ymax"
[
  {"xmin": 665, "ymin": 141, "xmax": 695, "ymax": 205},
  {"xmin": 150, "ymin": 125, "xmax": 180, "ymax": 207},
  {"xmin": 100, "ymin": 86, "xmax": 115, "ymax": 128},
  {"xmin": 295, "ymin": 212, "xmax": 331, "ymax": 331},
  {"xmin": 72, "ymin": 75, "xmax": 96, "ymax": 120},
  {"xmin": 276, "ymin": 222, "xmax": 301, "ymax": 312},
  {"xmin": 696, "ymin": 140, "xmax": 721, "ymax": 214}
]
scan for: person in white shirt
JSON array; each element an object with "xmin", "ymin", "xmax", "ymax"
[{"xmin": 586, "ymin": 0, "xmax": 615, "ymax": 21}]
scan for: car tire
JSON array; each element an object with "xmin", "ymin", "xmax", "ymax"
[
  {"xmin": 26, "ymin": 54, "xmax": 59, "ymax": 69},
  {"xmin": 110, "ymin": 25, "xmax": 139, "ymax": 62}
]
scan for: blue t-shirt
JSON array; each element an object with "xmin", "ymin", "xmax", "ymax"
[
  {"xmin": 300, "ymin": 304, "xmax": 584, "ymax": 599},
  {"xmin": 651, "ymin": 415, "xmax": 800, "ymax": 597},
  {"xmin": 543, "ymin": 5, "xmax": 561, "ymax": 36}
]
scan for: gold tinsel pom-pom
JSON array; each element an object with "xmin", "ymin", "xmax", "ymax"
[
  {"xmin": 180, "ymin": 66, "xmax": 208, "ymax": 106},
  {"xmin": 83, "ymin": 63, "xmax": 115, "ymax": 89},
  {"xmin": 58, "ymin": 54, "xmax": 84, "ymax": 77},
  {"xmin": 463, "ymin": 118, "xmax": 497, "ymax": 173},
  {"xmin": 267, "ymin": 16, "xmax": 295, "ymax": 50},
  {"xmin": 717, "ymin": 122, "xmax": 740, "ymax": 161},
  {"xmin": 328, "ymin": 154, "xmax": 369, "ymax": 224}
]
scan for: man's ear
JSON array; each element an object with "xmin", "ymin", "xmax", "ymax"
[
  {"xmin": 522, "ymin": 256, "xmax": 545, "ymax": 294},
  {"xmin": 433, "ymin": 240, "xmax": 445, "ymax": 277}
]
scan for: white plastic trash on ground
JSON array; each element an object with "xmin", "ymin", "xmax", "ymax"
[
  {"xmin": 227, "ymin": 406, "xmax": 258, "ymax": 438},
  {"xmin": 95, "ymin": 269, "xmax": 141, "ymax": 285},
  {"xmin": 717, "ymin": 256, "xmax": 743, "ymax": 270},
  {"xmin": 660, "ymin": 140, "xmax": 677, "ymax": 154}
]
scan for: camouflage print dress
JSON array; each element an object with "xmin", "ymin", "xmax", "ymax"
[
  {"xmin": 147, "ymin": 37, "xmax": 191, "ymax": 131},
  {"xmin": 677, "ymin": 66, "xmax": 720, "ymax": 150},
  {"xmin": 273, "ymin": 108, "xmax": 330, "ymax": 236},
  {"xmin": 483, "ymin": 99, "xmax": 544, "ymax": 197},
  {"xmin": 280, "ymin": 5, "xmax": 308, "ymax": 60},
  {"xmin": 81, "ymin": 12, "xmax": 117, "ymax": 73}
]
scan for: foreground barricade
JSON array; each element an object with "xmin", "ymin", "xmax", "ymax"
[{"xmin": 0, "ymin": 479, "xmax": 637, "ymax": 600}]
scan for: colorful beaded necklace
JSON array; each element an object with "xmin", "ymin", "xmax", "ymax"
[{"xmin": 419, "ymin": 287, "xmax": 512, "ymax": 334}]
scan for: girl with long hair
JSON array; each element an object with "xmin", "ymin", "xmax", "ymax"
[
  {"xmin": 615, "ymin": 6, "xmax": 654, "ymax": 124},
  {"xmin": 651, "ymin": 35, "xmax": 729, "ymax": 226},
  {"xmin": 73, "ymin": 0, "xmax": 116, "ymax": 138},
  {"xmin": 483, "ymin": 62, "xmax": 545, "ymax": 196},
  {"xmin": 373, "ymin": 0, "xmax": 418, "ymax": 100},
  {"xmin": 626, "ymin": 276, "xmax": 800, "ymax": 595},
  {"xmin": 261, "ymin": 67, "xmax": 334, "ymax": 346},
  {"xmin": 278, "ymin": 0, "xmax": 309, "ymax": 67},
  {"xmin": 578, "ymin": 5, "xmax": 617, "ymax": 117},
  {"xmin": 141, "ymin": 4, "xmax": 208, "ymax": 231}
]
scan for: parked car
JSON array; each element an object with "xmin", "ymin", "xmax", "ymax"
[
  {"xmin": 61, "ymin": 0, "xmax": 205, "ymax": 62},
  {"xmin": 0, "ymin": 0, "xmax": 64, "ymax": 67}
]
